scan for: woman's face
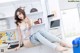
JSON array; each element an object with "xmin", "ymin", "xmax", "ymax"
[{"xmin": 17, "ymin": 11, "xmax": 24, "ymax": 20}]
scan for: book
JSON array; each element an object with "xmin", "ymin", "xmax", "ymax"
[{"xmin": 6, "ymin": 31, "xmax": 16, "ymax": 41}]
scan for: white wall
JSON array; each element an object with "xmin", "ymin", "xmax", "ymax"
[
  {"xmin": 61, "ymin": 8, "xmax": 80, "ymax": 37},
  {"xmin": 59, "ymin": 0, "xmax": 80, "ymax": 10},
  {"xmin": 46, "ymin": 0, "xmax": 61, "ymax": 19},
  {"xmin": 59, "ymin": 0, "xmax": 80, "ymax": 37}
]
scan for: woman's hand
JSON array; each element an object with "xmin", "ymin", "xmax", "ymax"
[{"xmin": 14, "ymin": 46, "xmax": 20, "ymax": 51}]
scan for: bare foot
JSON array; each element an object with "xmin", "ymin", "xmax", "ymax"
[
  {"xmin": 55, "ymin": 45, "xmax": 68, "ymax": 52},
  {"xmin": 60, "ymin": 41, "xmax": 72, "ymax": 48},
  {"xmin": 14, "ymin": 46, "xmax": 20, "ymax": 51}
]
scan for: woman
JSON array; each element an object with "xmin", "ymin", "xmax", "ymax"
[{"xmin": 14, "ymin": 7, "xmax": 71, "ymax": 51}]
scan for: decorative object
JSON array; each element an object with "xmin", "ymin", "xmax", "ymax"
[
  {"xmin": 47, "ymin": 14, "xmax": 54, "ymax": 18},
  {"xmin": 34, "ymin": 18, "xmax": 42, "ymax": 24},
  {"xmin": 30, "ymin": 8, "xmax": 38, "ymax": 13},
  {"xmin": 6, "ymin": 31, "xmax": 16, "ymax": 41}
]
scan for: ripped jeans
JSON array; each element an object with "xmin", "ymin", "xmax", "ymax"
[{"xmin": 29, "ymin": 29, "xmax": 61, "ymax": 49}]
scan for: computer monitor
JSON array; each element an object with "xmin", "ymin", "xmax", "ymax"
[{"xmin": 50, "ymin": 19, "xmax": 60, "ymax": 29}]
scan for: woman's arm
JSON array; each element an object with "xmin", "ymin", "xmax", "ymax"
[
  {"xmin": 15, "ymin": 25, "xmax": 23, "ymax": 50},
  {"xmin": 25, "ymin": 17, "xmax": 32, "ymax": 37},
  {"xmin": 25, "ymin": 17, "xmax": 32, "ymax": 30}
]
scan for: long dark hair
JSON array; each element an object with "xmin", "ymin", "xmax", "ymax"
[{"xmin": 15, "ymin": 7, "xmax": 26, "ymax": 26}]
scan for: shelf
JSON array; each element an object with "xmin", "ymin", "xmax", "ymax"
[
  {"xmin": 14, "ymin": 0, "xmax": 41, "ymax": 5},
  {"xmin": 0, "ymin": 28, "xmax": 16, "ymax": 32},
  {"xmin": 0, "ymin": 17, "xmax": 8, "ymax": 19},
  {"xmin": 49, "ymin": 17, "xmax": 60, "ymax": 21},
  {"xmin": 0, "ymin": 12, "xmax": 43, "ymax": 18},
  {"xmin": 0, "ymin": 44, "xmax": 8, "ymax": 47},
  {"xmin": 26, "ymin": 1, "xmax": 41, "ymax": 5},
  {"xmin": 0, "ymin": 15, "xmax": 14, "ymax": 19},
  {"xmin": 6, "ymin": 40, "xmax": 18, "ymax": 43},
  {"xmin": 32, "ymin": 23, "xmax": 45, "ymax": 27},
  {"xmin": 0, "ymin": 12, "xmax": 43, "ymax": 19},
  {"xmin": 49, "ymin": 26, "xmax": 60, "ymax": 30},
  {"xmin": 27, "ymin": 11, "xmax": 43, "ymax": 16},
  {"xmin": 31, "ymin": 0, "xmax": 41, "ymax": 3}
]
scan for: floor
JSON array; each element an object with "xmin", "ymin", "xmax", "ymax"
[
  {"xmin": 62, "ymin": 35, "xmax": 80, "ymax": 53},
  {"xmin": 4, "ymin": 35, "xmax": 80, "ymax": 53},
  {"xmin": 62, "ymin": 48, "xmax": 73, "ymax": 53}
]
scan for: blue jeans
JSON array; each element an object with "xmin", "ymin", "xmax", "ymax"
[{"xmin": 30, "ymin": 29, "xmax": 61, "ymax": 49}]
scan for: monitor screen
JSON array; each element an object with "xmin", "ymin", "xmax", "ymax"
[{"xmin": 50, "ymin": 20, "xmax": 60, "ymax": 28}]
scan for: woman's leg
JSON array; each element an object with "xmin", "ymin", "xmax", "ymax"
[
  {"xmin": 38, "ymin": 29, "xmax": 72, "ymax": 48},
  {"xmin": 34, "ymin": 32, "xmax": 68, "ymax": 51},
  {"xmin": 38, "ymin": 29, "xmax": 61, "ymax": 43}
]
